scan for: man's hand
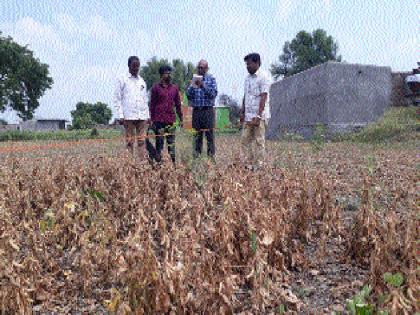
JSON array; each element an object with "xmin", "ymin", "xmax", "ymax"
[
  {"xmin": 195, "ymin": 78, "xmax": 203, "ymax": 87},
  {"xmin": 251, "ymin": 116, "xmax": 261, "ymax": 126},
  {"xmin": 239, "ymin": 109, "xmax": 245, "ymax": 124}
]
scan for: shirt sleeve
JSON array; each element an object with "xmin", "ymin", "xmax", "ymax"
[
  {"xmin": 260, "ymin": 73, "xmax": 271, "ymax": 94},
  {"xmin": 149, "ymin": 85, "xmax": 157, "ymax": 121},
  {"xmin": 186, "ymin": 85, "xmax": 194, "ymax": 100},
  {"xmin": 203, "ymin": 76, "xmax": 218, "ymax": 99},
  {"xmin": 113, "ymin": 77, "xmax": 124, "ymax": 119},
  {"xmin": 142, "ymin": 80, "xmax": 149, "ymax": 104}
]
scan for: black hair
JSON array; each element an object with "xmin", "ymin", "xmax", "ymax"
[
  {"xmin": 244, "ymin": 53, "xmax": 261, "ymax": 65},
  {"xmin": 128, "ymin": 56, "xmax": 140, "ymax": 66},
  {"xmin": 159, "ymin": 65, "xmax": 173, "ymax": 75}
]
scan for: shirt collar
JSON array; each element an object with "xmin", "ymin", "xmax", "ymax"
[
  {"xmin": 248, "ymin": 69, "xmax": 261, "ymax": 78},
  {"xmin": 128, "ymin": 73, "xmax": 139, "ymax": 79},
  {"xmin": 159, "ymin": 82, "xmax": 173, "ymax": 88}
]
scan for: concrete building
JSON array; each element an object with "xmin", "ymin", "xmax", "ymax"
[
  {"xmin": 19, "ymin": 118, "xmax": 68, "ymax": 131},
  {"xmin": 267, "ymin": 62, "xmax": 393, "ymax": 139},
  {"xmin": 0, "ymin": 123, "xmax": 20, "ymax": 132}
]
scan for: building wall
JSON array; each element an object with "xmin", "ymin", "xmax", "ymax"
[
  {"xmin": 267, "ymin": 62, "xmax": 393, "ymax": 139},
  {"xmin": 325, "ymin": 63, "xmax": 392, "ymax": 134},
  {"xmin": 0, "ymin": 124, "xmax": 20, "ymax": 132},
  {"xmin": 20, "ymin": 120, "xmax": 66, "ymax": 131},
  {"xmin": 267, "ymin": 63, "xmax": 329, "ymax": 139}
]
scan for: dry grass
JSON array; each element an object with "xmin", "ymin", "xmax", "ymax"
[{"xmin": 0, "ymin": 134, "xmax": 418, "ymax": 313}]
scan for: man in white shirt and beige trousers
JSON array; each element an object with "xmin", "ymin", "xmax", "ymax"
[
  {"xmin": 240, "ymin": 53, "xmax": 271, "ymax": 170},
  {"xmin": 114, "ymin": 56, "xmax": 149, "ymax": 158}
]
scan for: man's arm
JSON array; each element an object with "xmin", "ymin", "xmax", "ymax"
[
  {"xmin": 149, "ymin": 85, "xmax": 157, "ymax": 122},
  {"xmin": 249, "ymin": 92, "xmax": 267, "ymax": 126},
  {"xmin": 142, "ymin": 80, "xmax": 149, "ymax": 105},
  {"xmin": 257, "ymin": 73, "xmax": 271, "ymax": 117},
  {"xmin": 203, "ymin": 76, "xmax": 218, "ymax": 99},
  {"xmin": 186, "ymin": 85, "xmax": 195, "ymax": 100},
  {"xmin": 240, "ymin": 96, "xmax": 245, "ymax": 123},
  {"xmin": 257, "ymin": 93, "xmax": 268, "ymax": 117},
  {"xmin": 113, "ymin": 77, "xmax": 124, "ymax": 121},
  {"xmin": 175, "ymin": 88, "xmax": 183, "ymax": 124}
]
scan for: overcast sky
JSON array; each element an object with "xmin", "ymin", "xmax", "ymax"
[{"xmin": 1, "ymin": 0, "xmax": 418, "ymax": 123}]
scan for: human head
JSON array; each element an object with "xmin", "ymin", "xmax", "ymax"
[
  {"xmin": 197, "ymin": 59, "xmax": 209, "ymax": 76},
  {"xmin": 244, "ymin": 53, "xmax": 261, "ymax": 75},
  {"xmin": 159, "ymin": 65, "xmax": 172, "ymax": 83},
  {"xmin": 128, "ymin": 56, "xmax": 140, "ymax": 77}
]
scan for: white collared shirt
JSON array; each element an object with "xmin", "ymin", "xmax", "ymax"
[
  {"xmin": 244, "ymin": 69, "xmax": 271, "ymax": 122},
  {"xmin": 405, "ymin": 74, "xmax": 420, "ymax": 83},
  {"xmin": 114, "ymin": 73, "xmax": 149, "ymax": 120}
]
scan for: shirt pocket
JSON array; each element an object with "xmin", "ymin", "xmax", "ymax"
[
  {"xmin": 248, "ymin": 85, "xmax": 260, "ymax": 97},
  {"xmin": 253, "ymin": 82, "xmax": 262, "ymax": 96},
  {"xmin": 246, "ymin": 81, "xmax": 260, "ymax": 97}
]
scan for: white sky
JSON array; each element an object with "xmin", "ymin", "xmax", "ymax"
[{"xmin": 0, "ymin": 0, "xmax": 418, "ymax": 123}]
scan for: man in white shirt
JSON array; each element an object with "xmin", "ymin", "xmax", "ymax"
[
  {"xmin": 240, "ymin": 53, "xmax": 271, "ymax": 170},
  {"xmin": 405, "ymin": 67, "xmax": 420, "ymax": 106},
  {"xmin": 114, "ymin": 56, "xmax": 149, "ymax": 157}
]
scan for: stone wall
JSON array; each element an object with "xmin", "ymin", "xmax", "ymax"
[
  {"xmin": 267, "ymin": 62, "xmax": 393, "ymax": 139},
  {"xmin": 0, "ymin": 124, "xmax": 20, "ymax": 132},
  {"xmin": 19, "ymin": 120, "xmax": 66, "ymax": 131}
]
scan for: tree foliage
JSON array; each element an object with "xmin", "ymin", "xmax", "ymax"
[
  {"xmin": 0, "ymin": 33, "xmax": 53, "ymax": 120},
  {"xmin": 270, "ymin": 29, "xmax": 341, "ymax": 79},
  {"xmin": 140, "ymin": 57, "xmax": 195, "ymax": 93},
  {"xmin": 71, "ymin": 102, "xmax": 112, "ymax": 129}
]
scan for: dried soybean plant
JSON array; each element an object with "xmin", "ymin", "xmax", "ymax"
[
  {"xmin": 0, "ymin": 143, "xmax": 417, "ymax": 313},
  {"xmin": 0, "ymin": 153, "xmax": 323, "ymax": 313},
  {"xmin": 345, "ymin": 175, "xmax": 419, "ymax": 313}
]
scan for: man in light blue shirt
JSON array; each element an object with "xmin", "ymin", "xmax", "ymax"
[{"xmin": 186, "ymin": 60, "xmax": 218, "ymax": 159}]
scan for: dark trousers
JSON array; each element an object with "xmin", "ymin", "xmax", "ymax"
[
  {"xmin": 192, "ymin": 106, "xmax": 215, "ymax": 158},
  {"xmin": 147, "ymin": 122, "xmax": 176, "ymax": 163}
]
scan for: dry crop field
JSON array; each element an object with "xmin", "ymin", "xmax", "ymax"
[{"xmin": 0, "ymin": 133, "xmax": 418, "ymax": 314}]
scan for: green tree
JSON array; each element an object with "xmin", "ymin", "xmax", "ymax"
[
  {"xmin": 140, "ymin": 57, "xmax": 195, "ymax": 93},
  {"xmin": 270, "ymin": 29, "xmax": 341, "ymax": 79},
  {"xmin": 0, "ymin": 33, "xmax": 53, "ymax": 120},
  {"xmin": 71, "ymin": 102, "xmax": 112, "ymax": 129}
]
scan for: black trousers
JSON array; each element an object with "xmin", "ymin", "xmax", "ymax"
[
  {"xmin": 146, "ymin": 122, "xmax": 176, "ymax": 163},
  {"xmin": 192, "ymin": 106, "xmax": 215, "ymax": 158}
]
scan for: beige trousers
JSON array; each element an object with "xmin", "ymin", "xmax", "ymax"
[
  {"xmin": 241, "ymin": 120, "xmax": 266, "ymax": 168},
  {"xmin": 123, "ymin": 120, "xmax": 147, "ymax": 157}
]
